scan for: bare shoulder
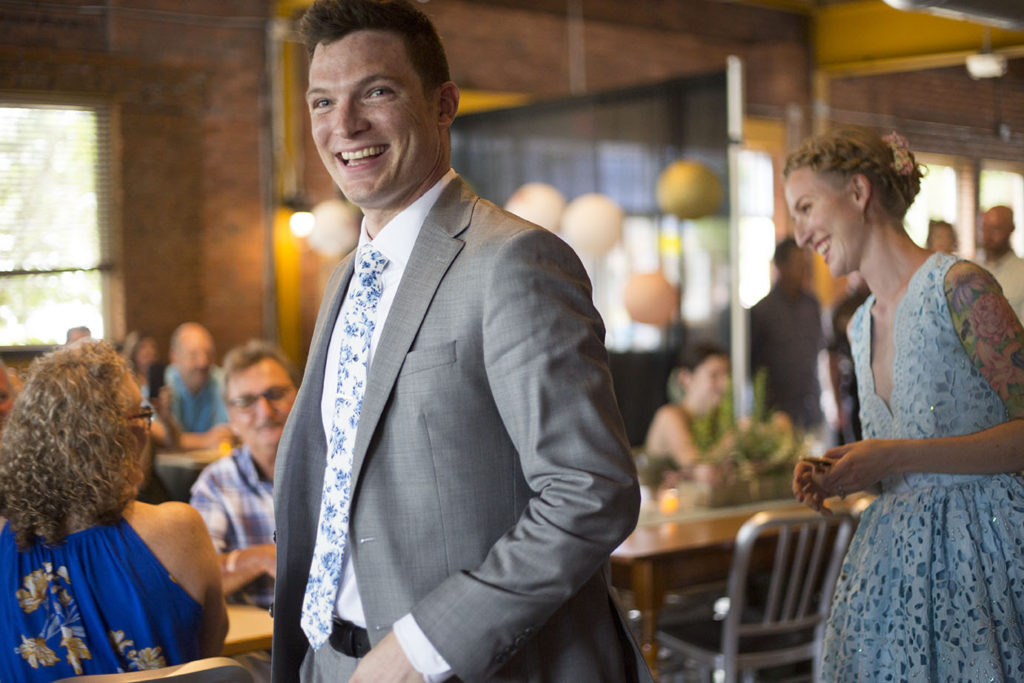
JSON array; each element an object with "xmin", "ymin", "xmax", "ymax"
[
  {"xmin": 123, "ymin": 501, "xmax": 217, "ymax": 600},
  {"xmin": 944, "ymin": 260, "xmax": 998, "ymax": 296},
  {"xmin": 125, "ymin": 500, "xmax": 207, "ymax": 544},
  {"xmin": 653, "ymin": 403, "xmax": 686, "ymax": 428},
  {"xmin": 647, "ymin": 404, "xmax": 688, "ymax": 446}
]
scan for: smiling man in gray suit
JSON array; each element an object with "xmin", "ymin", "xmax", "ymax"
[{"xmin": 272, "ymin": 2, "xmax": 648, "ymax": 681}]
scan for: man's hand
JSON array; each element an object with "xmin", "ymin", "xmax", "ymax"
[
  {"xmin": 221, "ymin": 543, "xmax": 276, "ymax": 595},
  {"xmin": 350, "ymin": 631, "xmax": 424, "ymax": 683}
]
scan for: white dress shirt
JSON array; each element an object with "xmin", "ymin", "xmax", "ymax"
[
  {"xmin": 982, "ymin": 250, "xmax": 1024, "ymax": 322},
  {"xmin": 319, "ymin": 169, "xmax": 456, "ymax": 680}
]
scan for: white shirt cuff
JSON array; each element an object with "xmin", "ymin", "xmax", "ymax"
[{"xmin": 393, "ymin": 613, "xmax": 452, "ymax": 682}]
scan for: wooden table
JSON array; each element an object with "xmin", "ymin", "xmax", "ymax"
[
  {"xmin": 222, "ymin": 603, "xmax": 274, "ymax": 656},
  {"xmin": 611, "ymin": 498, "xmax": 809, "ymax": 676}
]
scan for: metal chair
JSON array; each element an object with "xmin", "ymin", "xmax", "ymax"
[
  {"xmin": 53, "ymin": 656, "xmax": 253, "ymax": 683},
  {"xmin": 657, "ymin": 507, "xmax": 855, "ymax": 682}
]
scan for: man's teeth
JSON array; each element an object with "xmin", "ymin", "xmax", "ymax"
[
  {"xmin": 342, "ymin": 146, "xmax": 385, "ymax": 162},
  {"xmin": 816, "ymin": 241, "xmax": 828, "ymax": 256}
]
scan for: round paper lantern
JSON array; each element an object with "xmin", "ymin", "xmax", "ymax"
[
  {"xmin": 623, "ymin": 271, "xmax": 679, "ymax": 326},
  {"xmin": 560, "ymin": 193, "xmax": 624, "ymax": 256},
  {"xmin": 308, "ymin": 198, "xmax": 360, "ymax": 257},
  {"xmin": 656, "ymin": 160, "xmax": 723, "ymax": 220},
  {"xmin": 504, "ymin": 182, "xmax": 566, "ymax": 232}
]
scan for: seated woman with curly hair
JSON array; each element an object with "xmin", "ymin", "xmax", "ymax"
[{"xmin": 0, "ymin": 340, "xmax": 227, "ymax": 680}]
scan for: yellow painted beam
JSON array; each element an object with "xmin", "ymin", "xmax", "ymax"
[
  {"xmin": 274, "ymin": 209, "xmax": 304, "ymax": 366},
  {"xmin": 275, "ymin": 0, "xmax": 309, "ymax": 19},
  {"xmin": 815, "ymin": 0, "xmax": 1024, "ymax": 71},
  {"xmin": 458, "ymin": 90, "xmax": 532, "ymax": 115}
]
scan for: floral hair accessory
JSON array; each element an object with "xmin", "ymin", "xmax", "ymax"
[{"xmin": 883, "ymin": 131, "xmax": 914, "ymax": 176}]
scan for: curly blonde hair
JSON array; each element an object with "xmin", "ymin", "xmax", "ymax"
[
  {"xmin": 0, "ymin": 340, "xmax": 142, "ymax": 548},
  {"xmin": 784, "ymin": 126, "xmax": 924, "ymax": 221}
]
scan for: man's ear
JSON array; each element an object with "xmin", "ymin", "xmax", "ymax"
[{"xmin": 437, "ymin": 81, "xmax": 459, "ymax": 128}]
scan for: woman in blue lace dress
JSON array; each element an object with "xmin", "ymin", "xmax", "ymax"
[
  {"xmin": 788, "ymin": 127, "xmax": 1024, "ymax": 681},
  {"xmin": 0, "ymin": 340, "xmax": 227, "ymax": 680}
]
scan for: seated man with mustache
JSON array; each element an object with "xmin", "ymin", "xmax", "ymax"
[{"xmin": 190, "ymin": 339, "xmax": 299, "ymax": 610}]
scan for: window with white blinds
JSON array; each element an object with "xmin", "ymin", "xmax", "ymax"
[{"xmin": 0, "ymin": 103, "xmax": 111, "ymax": 346}]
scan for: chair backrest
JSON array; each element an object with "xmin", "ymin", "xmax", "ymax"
[
  {"xmin": 53, "ymin": 656, "xmax": 253, "ymax": 683},
  {"xmin": 719, "ymin": 507, "xmax": 855, "ymax": 678}
]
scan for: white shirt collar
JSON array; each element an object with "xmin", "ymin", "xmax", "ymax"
[{"xmin": 354, "ymin": 169, "xmax": 457, "ymax": 270}]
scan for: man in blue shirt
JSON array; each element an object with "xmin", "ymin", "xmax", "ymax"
[{"xmin": 164, "ymin": 322, "xmax": 232, "ymax": 450}]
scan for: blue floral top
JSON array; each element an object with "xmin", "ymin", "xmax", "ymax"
[{"xmin": 1, "ymin": 518, "xmax": 203, "ymax": 680}]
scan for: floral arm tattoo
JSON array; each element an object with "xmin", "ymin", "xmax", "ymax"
[{"xmin": 945, "ymin": 261, "xmax": 1024, "ymax": 419}]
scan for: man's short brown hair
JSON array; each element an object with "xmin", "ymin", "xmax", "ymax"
[{"xmin": 299, "ymin": 0, "xmax": 451, "ymax": 94}]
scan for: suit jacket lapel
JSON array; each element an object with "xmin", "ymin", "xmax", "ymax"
[
  {"xmin": 350, "ymin": 178, "xmax": 474, "ymax": 482},
  {"xmin": 286, "ymin": 255, "xmax": 354, "ymax": 492}
]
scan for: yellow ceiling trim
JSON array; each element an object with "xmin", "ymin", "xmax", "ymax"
[
  {"xmin": 275, "ymin": 0, "xmax": 309, "ymax": 19},
  {"xmin": 815, "ymin": 0, "xmax": 1024, "ymax": 71},
  {"xmin": 458, "ymin": 90, "xmax": 532, "ymax": 115}
]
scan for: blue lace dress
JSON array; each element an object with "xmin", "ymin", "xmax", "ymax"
[
  {"xmin": 823, "ymin": 251, "xmax": 1024, "ymax": 681},
  {"xmin": 1, "ymin": 518, "xmax": 203, "ymax": 680}
]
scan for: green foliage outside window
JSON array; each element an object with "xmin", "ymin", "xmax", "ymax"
[{"xmin": 0, "ymin": 105, "xmax": 107, "ymax": 345}]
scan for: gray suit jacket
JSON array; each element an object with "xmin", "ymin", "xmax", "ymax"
[{"xmin": 272, "ymin": 177, "xmax": 650, "ymax": 682}]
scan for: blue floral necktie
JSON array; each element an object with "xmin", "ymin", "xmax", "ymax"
[{"xmin": 301, "ymin": 243, "xmax": 388, "ymax": 649}]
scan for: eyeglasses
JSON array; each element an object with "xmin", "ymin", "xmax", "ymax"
[
  {"xmin": 227, "ymin": 385, "xmax": 295, "ymax": 411},
  {"xmin": 127, "ymin": 406, "xmax": 154, "ymax": 425}
]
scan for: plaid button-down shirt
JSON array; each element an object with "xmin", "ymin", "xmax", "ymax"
[{"xmin": 190, "ymin": 445, "xmax": 275, "ymax": 608}]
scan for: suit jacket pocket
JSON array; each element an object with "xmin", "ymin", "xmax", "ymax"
[{"xmin": 399, "ymin": 341, "xmax": 457, "ymax": 376}]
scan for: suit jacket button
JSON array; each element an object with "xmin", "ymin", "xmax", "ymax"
[{"xmin": 268, "ymin": 602, "xmax": 274, "ymax": 618}]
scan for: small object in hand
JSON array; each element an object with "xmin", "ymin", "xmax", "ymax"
[{"xmin": 799, "ymin": 456, "xmax": 834, "ymax": 470}]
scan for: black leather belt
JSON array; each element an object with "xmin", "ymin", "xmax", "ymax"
[{"xmin": 329, "ymin": 618, "xmax": 371, "ymax": 658}]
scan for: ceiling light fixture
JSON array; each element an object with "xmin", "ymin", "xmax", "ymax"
[
  {"xmin": 965, "ymin": 27, "xmax": 1008, "ymax": 80},
  {"xmin": 966, "ymin": 51, "xmax": 1008, "ymax": 79}
]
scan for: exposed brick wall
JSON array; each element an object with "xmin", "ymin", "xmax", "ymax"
[
  {"xmin": 1, "ymin": 0, "xmax": 271, "ymax": 363},
  {"xmin": 828, "ymin": 63, "xmax": 1024, "ymax": 163}
]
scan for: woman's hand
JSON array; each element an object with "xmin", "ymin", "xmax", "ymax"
[
  {"xmin": 793, "ymin": 438, "xmax": 900, "ymax": 512},
  {"xmin": 793, "ymin": 459, "xmax": 831, "ymax": 513}
]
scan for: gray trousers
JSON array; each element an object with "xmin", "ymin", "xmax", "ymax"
[{"xmin": 299, "ymin": 642, "xmax": 360, "ymax": 682}]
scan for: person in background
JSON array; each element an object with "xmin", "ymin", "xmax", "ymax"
[
  {"xmin": 120, "ymin": 332, "xmax": 175, "ymax": 503},
  {"xmin": 644, "ymin": 341, "xmax": 730, "ymax": 470},
  {"xmin": 272, "ymin": 1, "xmax": 648, "ymax": 681},
  {"xmin": 925, "ymin": 218, "xmax": 958, "ymax": 253},
  {"xmin": 0, "ymin": 358, "xmax": 14, "ymax": 436},
  {"xmin": 0, "ymin": 356, "xmax": 18, "ymax": 453},
  {"xmin": 750, "ymin": 237, "xmax": 826, "ymax": 433},
  {"xmin": 826, "ymin": 279, "xmax": 870, "ymax": 445},
  {"xmin": 65, "ymin": 326, "xmax": 91, "ymax": 345},
  {"xmin": 0, "ymin": 340, "xmax": 226, "ymax": 680},
  {"xmin": 788, "ymin": 127, "xmax": 1024, "ymax": 679},
  {"xmin": 190, "ymin": 340, "xmax": 296, "ymax": 609},
  {"xmin": 978, "ymin": 205, "xmax": 1024, "ymax": 320},
  {"xmin": 162, "ymin": 322, "xmax": 233, "ymax": 451},
  {"xmin": 123, "ymin": 331, "xmax": 161, "ymax": 396}
]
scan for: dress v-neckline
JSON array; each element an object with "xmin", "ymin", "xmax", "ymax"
[{"xmin": 863, "ymin": 252, "xmax": 942, "ymax": 419}]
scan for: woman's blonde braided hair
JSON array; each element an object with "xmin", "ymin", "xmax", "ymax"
[{"xmin": 784, "ymin": 126, "xmax": 924, "ymax": 221}]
